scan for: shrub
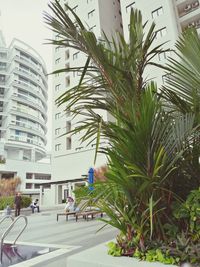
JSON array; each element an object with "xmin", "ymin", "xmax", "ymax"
[{"xmin": 0, "ymin": 195, "xmax": 31, "ymax": 210}]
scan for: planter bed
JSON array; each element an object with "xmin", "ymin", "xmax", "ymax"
[{"xmin": 67, "ymin": 241, "xmax": 177, "ymax": 267}]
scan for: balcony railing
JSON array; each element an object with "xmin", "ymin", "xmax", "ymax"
[
  {"xmin": 13, "ymin": 92, "xmax": 46, "ymax": 111},
  {"xmin": 184, "ymin": 18, "xmax": 200, "ymax": 29},
  {"xmin": 9, "ymin": 135, "xmax": 45, "ymax": 147},
  {"xmin": 13, "ymin": 80, "xmax": 46, "ymax": 103},
  {"xmin": 179, "ymin": 1, "xmax": 199, "ymax": 17},
  {"xmin": 11, "ymin": 120, "xmax": 45, "ymax": 135},
  {"xmin": 12, "ymin": 106, "xmax": 46, "ymax": 123}
]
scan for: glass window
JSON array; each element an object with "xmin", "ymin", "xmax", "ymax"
[
  {"xmin": 88, "ymin": 9, "xmax": 95, "ymax": 19},
  {"xmin": 55, "ymin": 84, "xmax": 61, "ymax": 91},
  {"xmin": 55, "ymin": 112, "xmax": 61, "ymax": 119},
  {"xmin": 65, "ymin": 50, "xmax": 70, "ymax": 60},
  {"xmin": 65, "ymin": 76, "xmax": 70, "ymax": 87},
  {"xmin": 66, "ymin": 137, "xmax": 72, "ymax": 150},
  {"xmin": 126, "ymin": 2, "xmax": 135, "ymax": 13},
  {"xmin": 55, "ymin": 46, "xmax": 60, "ymax": 52},
  {"xmin": 55, "ymin": 128, "xmax": 60, "ymax": 135},
  {"xmin": 73, "ymin": 52, "xmax": 79, "ymax": 60},
  {"xmin": 66, "ymin": 121, "xmax": 71, "ymax": 133},
  {"xmin": 26, "ymin": 183, "xmax": 32, "ymax": 189},
  {"xmin": 152, "ymin": 7, "xmax": 163, "ymax": 19},
  {"xmin": 55, "ymin": 58, "xmax": 60, "ymax": 64},
  {"xmin": 155, "ymin": 27, "xmax": 167, "ymax": 39},
  {"xmin": 55, "ymin": 143, "xmax": 61, "ymax": 151},
  {"xmin": 72, "ymin": 5, "xmax": 78, "ymax": 13},
  {"xmin": 89, "ymin": 25, "xmax": 96, "ymax": 32}
]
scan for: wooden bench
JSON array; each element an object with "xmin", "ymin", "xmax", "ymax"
[
  {"xmin": 56, "ymin": 211, "xmax": 76, "ymax": 221},
  {"xmin": 75, "ymin": 210, "xmax": 103, "ymax": 222}
]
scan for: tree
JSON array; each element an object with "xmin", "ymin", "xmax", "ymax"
[{"xmin": 44, "ymin": 1, "xmax": 200, "ymax": 263}]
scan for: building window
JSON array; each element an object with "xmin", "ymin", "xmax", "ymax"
[
  {"xmin": 55, "ymin": 34, "xmax": 60, "ymax": 41},
  {"xmin": 55, "ymin": 58, "xmax": 60, "ymax": 64},
  {"xmin": 65, "ymin": 76, "xmax": 70, "ymax": 87},
  {"xmin": 26, "ymin": 173, "xmax": 33, "ymax": 179},
  {"xmin": 26, "ymin": 183, "xmax": 32, "ymax": 189},
  {"xmin": 89, "ymin": 25, "xmax": 96, "ymax": 32},
  {"xmin": 35, "ymin": 174, "xmax": 51, "ymax": 180},
  {"xmin": 73, "ymin": 70, "xmax": 77, "ymax": 77},
  {"xmin": 0, "ymin": 75, "xmax": 5, "ymax": 83},
  {"xmin": 55, "ymin": 46, "xmax": 60, "ymax": 52},
  {"xmin": 66, "ymin": 121, "xmax": 71, "ymax": 133},
  {"xmin": 66, "ymin": 109, "xmax": 71, "ymax": 117},
  {"xmin": 88, "ymin": 9, "xmax": 95, "ymax": 19},
  {"xmin": 66, "ymin": 137, "xmax": 72, "ymax": 150},
  {"xmin": 158, "ymin": 51, "xmax": 171, "ymax": 61},
  {"xmin": 126, "ymin": 2, "xmax": 135, "ymax": 13},
  {"xmin": 0, "ymin": 88, "xmax": 4, "ymax": 95},
  {"xmin": 72, "ymin": 5, "xmax": 78, "ymax": 13},
  {"xmin": 55, "ymin": 143, "xmax": 61, "ymax": 151},
  {"xmin": 55, "ymin": 84, "xmax": 61, "ymax": 91},
  {"xmin": 55, "ymin": 112, "xmax": 61, "ymax": 119},
  {"xmin": 65, "ymin": 50, "xmax": 70, "ymax": 60},
  {"xmin": 155, "ymin": 27, "xmax": 167, "ymax": 39},
  {"xmin": 73, "ymin": 52, "xmax": 79, "ymax": 60},
  {"xmin": 55, "ymin": 128, "xmax": 60, "ymax": 135},
  {"xmin": 152, "ymin": 7, "xmax": 163, "ymax": 19}
]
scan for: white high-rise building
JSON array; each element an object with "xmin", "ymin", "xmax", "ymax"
[
  {"xmin": 50, "ymin": 0, "xmax": 200, "ymax": 203},
  {"xmin": 120, "ymin": 0, "xmax": 200, "ymax": 85},
  {"xmin": 51, "ymin": 0, "xmax": 123, "ymax": 202},
  {"xmin": 0, "ymin": 31, "xmax": 51, "ymax": 198}
]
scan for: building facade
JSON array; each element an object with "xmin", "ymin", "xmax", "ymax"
[
  {"xmin": 0, "ymin": 31, "xmax": 51, "ymax": 197},
  {"xmin": 50, "ymin": 0, "xmax": 123, "ymax": 203},
  {"xmin": 50, "ymin": 0, "xmax": 200, "ymax": 203}
]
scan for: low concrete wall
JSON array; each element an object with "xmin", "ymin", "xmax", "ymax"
[
  {"xmin": 12, "ymin": 248, "xmax": 69, "ymax": 267},
  {"xmin": 67, "ymin": 242, "xmax": 177, "ymax": 267}
]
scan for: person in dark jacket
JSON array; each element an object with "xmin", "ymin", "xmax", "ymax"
[{"xmin": 14, "ymin": 192, "xmax": 22, "ymax": 217}]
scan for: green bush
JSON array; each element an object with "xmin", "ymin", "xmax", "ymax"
[{"xmin": 0, "ymin": 195, "xmax": 31, "ymax": 210}]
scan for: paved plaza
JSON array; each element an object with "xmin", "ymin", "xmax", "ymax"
[{"xmin": 0, "ymin": 206, "xmax": 118, "ymax": 259}]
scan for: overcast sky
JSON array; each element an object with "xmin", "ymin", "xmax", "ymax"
[{"xmin": 0, "ymin": 0, "xmax": 53, "ymax": 150}]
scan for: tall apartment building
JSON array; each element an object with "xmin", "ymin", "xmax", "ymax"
[
  {"xmin": 51, "ymin": 0, "xmax": 122, "ymax": 203},
  {"xmin": 120, "ymin": 0, "xmax": 200, "ymax": 85},
  {"xmin": 0, "ymin": 31, "xmax": 51, "ymax": 198},
  {"xmin": 50, "ymin": 0, "xmax": 200, "ymax": 203}
]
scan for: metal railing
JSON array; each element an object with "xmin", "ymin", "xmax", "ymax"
[
  {"xmin": 0, "ymin": 215, "xmax": 14, "ymax": 226},
  {"xmin": 0, "ymin": 215, "xmax": 28, "ymax": 263}
]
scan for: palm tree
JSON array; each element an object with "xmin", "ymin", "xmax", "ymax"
[
  {"xmin": 160, "ymin": 29, "xmax": 200, "ymax": 197},
  {"xmin": 44, "ymin": 0, "xmax": 198, "ymax": 252}
]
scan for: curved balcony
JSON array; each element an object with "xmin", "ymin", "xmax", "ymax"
[
  {"xmin": 9, "ymin": 125, "xmax": 47, "ymax": 145},
  {"xmin": 12, "ymin": 95, "xmax": 47, "ymax": 122},
  {"xmin": 13, "ymin": 68, "xmax": 47, "ymax": 98},
  {"xmin": 11, "ymin": 106, "xmax": 46, "ymax": 125},
  {"xmin": 10, "ymin": 120, "xmax": 46, "ymax": 136},
  {"xmin": 9, "ymin": 132, "xmax": 46, "ymax": 147},
  {"xmin": 6, "ymin": 135, "xmax": 46, "ymax": 159},
  {"xmin": 12, "ymin": 80, "xmax": 47, "ymax": 105},
  {"xmin": 12, "ymin": 92, "xmax": 47, "ymax": 116},
  {"xmin": 14, "ymin": 55, "xmax": 47, "ymax": 82}
]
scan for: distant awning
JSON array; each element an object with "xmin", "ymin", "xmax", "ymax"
[{"xmin": 37, "ymin": 177, "xmax": 87, "ymax": 186}]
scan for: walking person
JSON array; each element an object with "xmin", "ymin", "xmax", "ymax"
[{"xmin": 14, "ymin": 192, "xmax": 22, "ymax": 217}]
